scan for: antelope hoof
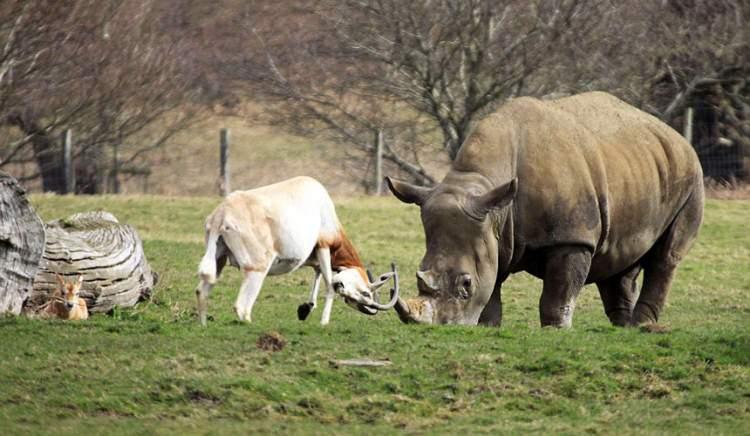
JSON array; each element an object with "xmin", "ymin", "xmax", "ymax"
[
  {"xmin": 298, "ymin": 302, "xmax": 314, "ymax": 321},
  {"xmin": 235, "ymin": 306, "xmax": 252, "ymax": 323}
]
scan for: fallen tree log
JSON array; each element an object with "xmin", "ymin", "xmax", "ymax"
[
  {"xmin": 0, "ymin": 172, "xmax": 46, "ymax": 315},
  {"xmin": 25, "ymin": 211, "xmax": 157, "ymax": 314}
]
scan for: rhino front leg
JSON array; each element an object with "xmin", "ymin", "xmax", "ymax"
[
  {"xmin": 478, "ymin": 280, "xmax": 504, "ymax": 327},
  {"xmin": 539, "ymin": 246, "xmax": 592, "ymax": 328}
]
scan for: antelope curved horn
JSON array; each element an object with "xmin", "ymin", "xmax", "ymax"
[{"xmin": 363, "ymin": 263, "xmax": 400, "ymax": 310}]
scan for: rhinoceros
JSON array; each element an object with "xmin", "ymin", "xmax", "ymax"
[{"xmin": 386, "ymin": 91, "xmax": 704, "ymax": 327}]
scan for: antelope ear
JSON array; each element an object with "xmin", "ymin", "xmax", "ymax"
[
  {"xmin": 76, "ymin": 275, "xmax": 84, "ymax": 286},
  {"xmin": 55, "ymin": 273, "xmax": 65, "ymax": 286},
  {"xmin": 385, "ymin": 177, "xmax": 432, "ymax": 206},
  {"xmin": 466, "ymin": 178, "xmax": 518, "ymax": 220}
]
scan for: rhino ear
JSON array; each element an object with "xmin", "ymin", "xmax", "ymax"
[
  {"xmin": 467, "ymin": 178, "xmax": 518, "ymax": 219},
  {"xmin": 385, "ymin": 177, "xmax": 431, "ymax": 206}
]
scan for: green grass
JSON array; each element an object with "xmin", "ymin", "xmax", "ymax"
[{"xmin": 1, "ymin": 195, "xmax": 748, "ymax": 434}]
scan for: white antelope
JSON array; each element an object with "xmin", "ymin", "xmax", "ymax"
[{"xmin": 196, "ymin": 176, "xmax": 399, "ymax": 326}]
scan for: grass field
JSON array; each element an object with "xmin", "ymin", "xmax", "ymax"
[{"xmin": 1, "ymin": 194, "xmax": 748, "ymax": 434}]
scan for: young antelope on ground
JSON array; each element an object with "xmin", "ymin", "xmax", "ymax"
[{"xmin": 45, "ymin": 274, "xmax": 89, "ymax": 320}]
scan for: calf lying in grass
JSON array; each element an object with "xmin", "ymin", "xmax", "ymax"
[
  {"xmin": 45, "ymin": 274, "xmax": 89, "ymax": 320},
  {"xmin": 196, "ymin": 176, "xmax": 399, "ymax": 326}
]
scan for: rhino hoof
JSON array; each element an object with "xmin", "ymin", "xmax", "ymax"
[{"xmin": 297, "ymin": 302, "xmax": 314, "ymax": 321}]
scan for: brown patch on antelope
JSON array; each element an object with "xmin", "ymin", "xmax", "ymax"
[{"xmin": 319, "ymin": 230, "xmax": 369, "ymax": 283}]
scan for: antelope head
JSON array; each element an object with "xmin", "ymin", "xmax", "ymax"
[
  {"xmin": 331, "ymin": 263, "xmax": 401, "ymax": 315},
  {"xmin": 55, "ymin": 274, "xmax": 84, "ymax": 311}
]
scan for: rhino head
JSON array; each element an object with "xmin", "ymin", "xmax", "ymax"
[{"xmin": 386, "ymin": 176, "xmax": 517, "ymax": 325}]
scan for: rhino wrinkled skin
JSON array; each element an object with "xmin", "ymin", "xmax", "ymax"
[{"xmin": 388, "ymin": 92, "xmax": 704, "ymax": 328}]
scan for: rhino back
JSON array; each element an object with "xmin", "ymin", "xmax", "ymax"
[{"xmin": 454, "ymin": 92, "xmax": 702, "ymax": 280}]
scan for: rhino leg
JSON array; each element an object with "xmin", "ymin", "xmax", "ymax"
[
  {"xmin": 478, "ymin": 280, "xmax": 505, "ymax": 327},
  {"xmin": 633, "ymin": 263, "xmax": 674, "ymax": 325},
  {"xmin": 596, "ymin": 264, "xmax": 641, "ymax": 326},
  {"xmin": 539, "ymin": 246, "xmax": 592, "ymax": 328},
  {"xmin": 633, "ymin": 188, "xmax": 703, "ymax": 325}
]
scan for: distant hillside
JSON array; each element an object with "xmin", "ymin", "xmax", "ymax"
[
  {"xmin": 0, "ymin": 104, "xmax": 447, "ymax": 197},
  {"xmin": 122, "ymin": 101, "xmax": 451, "ymax": 196},
  {"xmin": 124, "ymin": 116, "xmax": 375, "ymax": 196}
]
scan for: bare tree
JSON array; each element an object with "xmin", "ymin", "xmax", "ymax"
[
  {"xmin": 0, "ymin": 0, "xmax": 202, "ymax": 193},
  {"xmin": 587, "ymin": 0, "xmax": 748, "ymax": 118},
  {"xmin": 6, "ymin": 0, "xmax": 741, "ymax": 192},
  {"xmin": 234, "ymin": 0, "xmax": 612, "ymax": 186},
  {"xmin": 63, "ymin": 0, "xmax": 202, "ymax": 193},
  {"xmin": 0, "ymin": 0, "xmax": 90, "ymax": 192},
  {"xmin": 580, "ymin": 0, "xmax": 750, "ymax": 179},
  {"xmin": 221, "ymin": 1, "xmax": 437, "ymax": 184},
  {"xmin": 330, "ymin": 0, "xmax": 617, "ymax": 159}
]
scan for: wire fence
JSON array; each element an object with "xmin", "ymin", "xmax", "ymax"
[{"xmin": 682, "ymin": 92, "xmax": 749, "ymax": 183}]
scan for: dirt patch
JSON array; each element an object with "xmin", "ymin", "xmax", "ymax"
[
  {"xmin": 185, "ymin": 388, "xmax": 223, "ymax": 406},
  {"xmin": 256, "ymin": 331, "xmax": 287, "ymax": 352},
  {"xmin": 640, "ymin": 324, "xmax": 672, "ymax": 334}
]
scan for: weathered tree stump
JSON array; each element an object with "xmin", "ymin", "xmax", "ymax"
[
  {"xmin": 0, "ymin": 172, "xmax": 46, "ymax": 315},
  {"xmin": 25, "ymin": 211, "xmax": 157, "ymax": 314}
]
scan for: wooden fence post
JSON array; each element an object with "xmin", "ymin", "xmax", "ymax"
[
  {"xmin": 111, "ymin": 143, "xmax": 121, "ymax": 194},
  {"xmin": 219, "ymin": 128, "xmax": 230, "ymax": 197},
  {"xmin": 62, "ymin": 129, "xmax": 74, "ymax": 194},
  {"xmin": 683, "ymin": 107, "xmax": 694, "ymax": 145},
  {"xmin": 142, "ymin": 172, "xmax": 150, "ymax": 194},
  {"xmin": 374, "ymin": 128, "xmax": 383, "ymax": 195}
]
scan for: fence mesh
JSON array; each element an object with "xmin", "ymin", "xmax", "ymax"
[{"xmin": 680, "ymin": 81, "xmax": 750, "ymax": 182}]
